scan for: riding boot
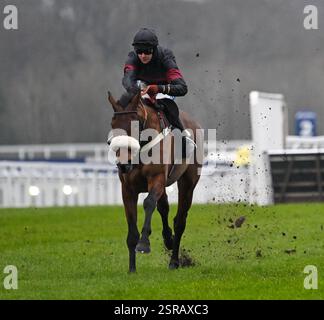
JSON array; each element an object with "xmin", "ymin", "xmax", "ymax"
[
  {"xmin": 157, "ymin": 99, "xmax": 196, "ymax": 158},
  {"xmin": 170, "ymin": 114, "xmax": 185, "ymax": 131},
  {"xmin": 172, "ymin": 115, "xmax": 196, "ymax": 158}
]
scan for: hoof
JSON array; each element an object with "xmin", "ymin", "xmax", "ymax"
[
  {"xmin": 128, "ymin": 267, "xmax": 136, "ymax": 273},
  {"xmin": 135, "ymin": 240, "xmax": 151, "ymax": 254},
  {"xmin": 169, "ymin": 260, "xmax": 179, "ymax": 270}
]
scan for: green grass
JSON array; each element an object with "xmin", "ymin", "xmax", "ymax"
[{"xmin": 0, "ymin": 203, "xmax": 323, "ymax": 300}]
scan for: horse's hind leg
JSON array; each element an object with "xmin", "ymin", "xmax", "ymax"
[
  {"xmin": 169, "ymin": 169, "xmax": 199, "ymax": 269},
  {"xmin": 157, "ymin": 192, "xmax": 173, "ymax": 250},
  {"xmin": 136, "ymin": 174, "xmax": 165, "ymax": 254}
]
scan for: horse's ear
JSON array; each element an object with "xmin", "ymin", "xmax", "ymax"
[
  {"xmin": 107, "ymin": 91, "xmax": 122, "ymax": 112},
  {"xmin": 129, "ymin": 91, "xmax": 141, "ymax": 110}
]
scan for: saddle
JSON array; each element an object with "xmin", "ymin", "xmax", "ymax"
[
  {"xmin": 142, "ymin": 97, "xmax": 183, "ymax": 131},
  {"xmin": 142, "ymin": 97, "xmax": 195, "ymax": 160}
]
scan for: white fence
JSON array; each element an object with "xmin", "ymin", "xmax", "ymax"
[
  {"xmin": 286, "ymin": 135, "xmax": 324, "ymax": 149},
  {"xmin": 0, "ymin": 136, "xmax": 322, "ymax": 162},
  {"xmin": 0, "ymin": 141, "xmax": 248, "ymax": 163},
  {"xmin": 0, "ymin": 162, "xmax": 122, "ymax": 208},
  {"xmin": 1, "ymin": 135, "xmax": 323, "ymax": 208},
  {"xmin": 0, "ymin": 143, "xmax": 109, "ymax": 162},
  {"xmin": 0, "ymin": 160, "xmax": 250, "ymax": 208}
]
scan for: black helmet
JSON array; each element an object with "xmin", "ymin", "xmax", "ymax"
[{"xmin": 132, "ymin": 28, "xmax": 158, "ymax": 48}]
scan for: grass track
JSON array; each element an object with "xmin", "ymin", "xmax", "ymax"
[{"xmin": 0, "ymin": 203, "xmax": 323, "ymax": 299}]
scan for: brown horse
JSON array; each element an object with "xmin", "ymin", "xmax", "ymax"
[{"xmin": 107, "ymin": 91, "xmax": 203, "ymax": 272}]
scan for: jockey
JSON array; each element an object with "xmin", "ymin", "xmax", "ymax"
[{"xmin": 119, "ymin": 28, "xmax": 190, "ymax": 135}]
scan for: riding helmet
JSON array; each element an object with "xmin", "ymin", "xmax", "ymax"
[{"xmin": 132, "ymin": 28, "xmax": 159, "ymax": 49}]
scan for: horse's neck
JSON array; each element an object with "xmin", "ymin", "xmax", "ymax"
[{"xmin": 143, "ymin": 104, "xmax": 161, "ymax": 132}]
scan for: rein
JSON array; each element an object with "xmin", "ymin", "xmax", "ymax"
[{"xmin": 113, "ymin": 99, "xmax": 148, "ymax": 130}]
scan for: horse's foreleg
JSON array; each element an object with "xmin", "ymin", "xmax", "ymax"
[
  {"xmin": 122, "ymin": 186, "xmax": 139, "ymax": 272},
  {"xmin": 136, "ymin": 174, "xmax": 165, "ymax": 254},
  {"xmin": 169, "ymin": 174, "xmax": 197, "ymax": 269},
  {"xmin": 157, "ymin": 192, "xmax": 173, "ymax": 250}
]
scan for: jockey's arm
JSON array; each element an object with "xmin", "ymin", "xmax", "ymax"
[
  {"xmin": 161, "ymin": 48, "xmax": 188, "ymax": 97},
  {"xmin": 122, "ymin": 68, "xmax": 138, "ymax": 94},
  {"xmin": 158, "ymin": 77, "xmax": 188, "ymax": 97},
  {"xmin": 122, "ymin": 52, "xmax": 139, "ymax": 94}
]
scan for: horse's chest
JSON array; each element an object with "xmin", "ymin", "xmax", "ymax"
[{"xmin": 119, "ymin": 169, "xmax": 148, "ymax": 192}]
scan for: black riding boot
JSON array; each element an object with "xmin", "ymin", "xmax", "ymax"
[
  {"xmin": 168, "ymin": 113, "xmax": 195, "ymax": 158},
  {"xmin": 156, "ymin": 99, "xmax": 196, "ymax": 158},
  {"xmin": 158, "ymin": 100, "xmax": 184, "ymax": 131},
  {"xmin": 171, "ymin": 115, "xmax": 185, "ymax": 132}
]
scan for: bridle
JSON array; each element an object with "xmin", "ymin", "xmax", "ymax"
[
  {"xmin": 113, "ymin": 111, "xmax": 138, "ymax": 115},
  {"xmin": 108, "ymin": 100, "xmax": 148, "ymax": 146},
  {"xmin": 108, "ymin": 99, "xmax": 171, "ymax": 172},
  {"xmin": 112, "ymin": 99, "xmax": 148, "ymax": 131}
]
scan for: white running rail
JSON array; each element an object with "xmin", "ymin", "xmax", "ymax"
[
  {"xmin": 0, "ymin": 161, "xmax": 121, "ymax": 208},
  {"xmin": 0, "ymin": 161, "xmax": 251, "ymax": 208},
  {"xmin": 0, "ymin": 143, "xmax": 109, "ymax": 162}
]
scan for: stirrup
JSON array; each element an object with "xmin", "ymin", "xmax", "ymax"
[
  {"xmin": 182, "ymin": 130, "xmax": 196, "ymax": 148},
  {"xmin": 184, "ymin": 136, "xmax": 197, "ymax": 150},
  {"xmin": 183, "ymin": 129, "xmax": 192, "ymax": 138}
]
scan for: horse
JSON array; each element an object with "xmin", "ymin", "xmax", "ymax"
[{"xmin": 107, "ymin": 91, "xmax": 203, "ymax": 272}]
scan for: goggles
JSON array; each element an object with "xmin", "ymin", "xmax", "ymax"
[{"xmin": 135, "ymin": 48, "xmax": 154, "ymax": 55}]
